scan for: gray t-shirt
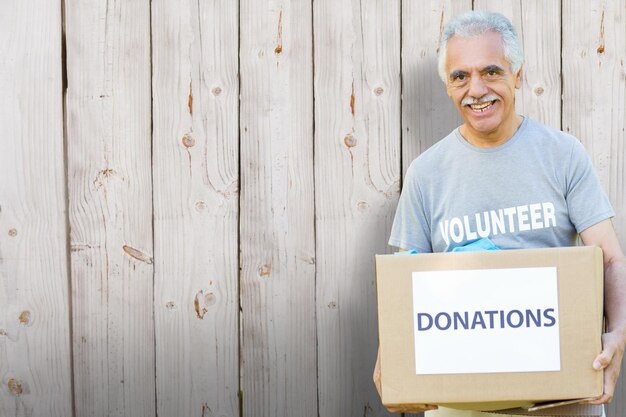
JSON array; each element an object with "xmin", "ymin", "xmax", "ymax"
[{"xmin": 389, "ymin": 117, "xmax": 614, "ymax": 252}]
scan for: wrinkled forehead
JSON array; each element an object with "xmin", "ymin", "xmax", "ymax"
[{"xmin": 445, "ymin": 32, "xmax": 512, "ymax": 73}]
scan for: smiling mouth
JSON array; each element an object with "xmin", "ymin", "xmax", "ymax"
[{"xmin": 468, "ymin": 100, "xmax": 496, "ymax": 112}]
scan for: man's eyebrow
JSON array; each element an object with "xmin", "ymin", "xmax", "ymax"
[{"xmin": 482, "ymin": 65, "xmax": 505, "ymax": 73}]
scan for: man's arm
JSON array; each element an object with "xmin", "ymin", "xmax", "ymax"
[{"xmin": 580, "ymin": 219, "xmax": 626, "ymax": 404}]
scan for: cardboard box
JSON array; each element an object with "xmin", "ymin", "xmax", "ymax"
[{"xmin": 375, "ymin": 246, "xmax": 604, "ymax": 412}]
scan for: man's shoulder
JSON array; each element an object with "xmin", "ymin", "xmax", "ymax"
[{"xmin": 523, "ymin": 117, "xmax": 579, "ymax": 145}]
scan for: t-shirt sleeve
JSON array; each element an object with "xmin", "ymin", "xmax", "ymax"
[
  {"xmin": 388, "ymin": 162, "xmax": 433, "ymax": 252},
  {"xmin": 565, "ymin": 139, "xmax": 615, "ymax": 233}
]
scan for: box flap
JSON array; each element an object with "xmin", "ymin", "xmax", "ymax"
[{"xmin": 489, "ymin": 403, "xmax": 603, "ymax": 416}]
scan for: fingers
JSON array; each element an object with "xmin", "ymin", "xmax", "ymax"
[
  {"xmin": 589, "ymin": 332, "xmax": 626, "ymax": 404},
  {"xmin": 592, "ymin": 348, "xmax": 614, "ymax": 371},
  {"xmin": 594, "ymin": 332, "xmax": 624, "ymax": 369},
  {"xmin": 587, "ymin": 394, "xmax": 611, "ymax": 405}
]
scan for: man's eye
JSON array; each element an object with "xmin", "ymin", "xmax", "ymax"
[{"xmin": 449, "ymin": 72, "xmax": 470, "ymax": 86}]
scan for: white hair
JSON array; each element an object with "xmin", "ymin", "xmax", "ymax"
[{"xmin": 438, "ymin": 11, "xmax": 524, "ymax": 83}]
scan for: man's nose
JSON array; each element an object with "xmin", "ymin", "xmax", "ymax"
[{"xmin": 467, "ymin": 75, "xmax": 488, "ymax": 98}]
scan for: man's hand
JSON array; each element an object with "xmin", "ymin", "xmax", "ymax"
[
  {"xmin": 373, "ymin": 348, "xmax": 438, "ymax": 413},
  {"xmin": 588, "ymin": 331, "xmax": 626, "ymax": 404},
  {"xmin": 581, "ymin": 219, "xmax": 626, "ymax": 404}
]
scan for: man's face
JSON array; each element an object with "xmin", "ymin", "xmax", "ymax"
[{"xmin": 444, "ymin": 31, "xmax": 522, "ymax": 145}]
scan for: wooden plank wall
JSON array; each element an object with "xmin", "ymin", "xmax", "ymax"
[
  {"xmin": 1, "ymin": 1, "xmax": 625, "ymax": 417},
  {"xmin": 0, "ymin": 1, "xmax": 73, "ymax": 416}
]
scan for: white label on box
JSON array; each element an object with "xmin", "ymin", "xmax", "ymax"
[{"xmin": 412, "ymin": 267, "xmax": 560, "ymax": 375}]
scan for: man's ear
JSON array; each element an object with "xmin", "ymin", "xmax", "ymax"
[{"xmin": 515, "ymin": 66, "xmax": 523, "ymax": 89}]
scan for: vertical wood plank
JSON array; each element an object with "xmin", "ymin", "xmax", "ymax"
[
  {"xmin": 563, "ymin": 0, "xmax": 626, "ymax": 236},
  {"xmin": 151, "ymin": 0, "xmax": 239, "ymax": 416},
  {"xmin": 65, "ymin": 1, "xmax": 155, "ymax": 416},
  {"xmin": 0, "ymin": 2, "xmax": 73, "ymax": 416},
  {"xmin": 473, "ymin": 0, "xmax": 561, "ymax": 129},
  {"xmin": 314, "ymin": 0, "xmax": 401, "ymax": 415},
  {"xmin": 401, "ymin": 1, "xmax": 469, "ymax": 173},
  {"xmin": 239, "ymin": 0, "xmax": 317, "ymax": 416},
  {"xmin": 562, "ymin": 2, "xmax": 626, "ymax": 416}
]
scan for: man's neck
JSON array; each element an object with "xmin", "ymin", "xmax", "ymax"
[{"xmin": 460, "ymin": 115, "xmax": 524, "ymax": 148}]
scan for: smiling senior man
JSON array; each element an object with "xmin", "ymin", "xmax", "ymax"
[{"xmin": 373, "ymin": 10, "xmax": 626, "ymax": 417}]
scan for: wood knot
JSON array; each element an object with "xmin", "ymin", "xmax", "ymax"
[
  {"xmin": 344, "ymin": 134, "xmax": 357, "ymax": 148},
  {"xmin": 194, "ymin": 289, "xmax": 216, "ymax": 319},
  {"xmin": 374, "ymin": 86, "xmax": 384, "ymax": 96},
  {"xmin": 357, "ymin": 201, "xmax": 369, "ymax": 212},
  {"xmin": 8, "ymin": 228, "xmax": 17, "ymax": 237},
  {"xmin": 205, "ymin": 292, "xmax": 216, "ymax": 306},
  {"xmin": 8, "ymin": 378, "xmax": 23, "ymax": 396},
  {"xmin": 182, "ymin": 133, "xmax": 195, "ymax": 148},
  {"xmin": 122, "ymin": 245, "xmax": 153, "ymax": 264},
  {"xmin": 534, "ymin": 86, "xmax": 544, "ymax": 96},
  {"xmin": 195, "ymin": 201, "xmax": 207, "ymax": 212},
  {"xmin": 328, "ymin": 301, "xmax": 337, "ymax": 309},
  {"xmin": 212, "ymin": 86, "xmax": 222, "ymax": 96},
  {"xmin": 165, "ymin": 301, "xmax": 176, "ymax": 310},
  {"xmin": 258, "ymin": 264, "xmax": 271, "ymax": 277},
  {"xmin": 18, "ymin": 311, "xmax": 31, "ymax": 326},
  {"xmin": 93, "ymin": 168, "xmax": 122, "ymax": 191},
  {"xmin": 597, "ymin": 45, "xmax": 605, "ymax": 54}
]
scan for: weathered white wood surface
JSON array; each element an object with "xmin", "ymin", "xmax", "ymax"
[
  {"xmin": 0, "ymin": 2, "xmax": 73, "ymax": 416},
  {"xmin": 563, "ymin": 0, "xmax": 626, "ymax": 239},
  {"xmin": 314, "ymin": 0, "xmax": 401, "ymax": 415},
  {"xmin": 562, "ymin": 3, "xmax": 626, "ymax": 416},
  {"xmin": 239, "ymin": 1, "xmax": 317, "ymax": 416},
  {"xmin": 65, "ymin": 1, "xmax": 155, "ymax": 416},
  {"xmin": 474, "ymin": 0, "xmax": 561, "ymax": 129},
  {"xmin": 402, "ymin": 0, "xmax": 469, "ymax": 172},
  {"xmin": 151, "ymin": 0, "xmax": 239, "ymax": 416}
]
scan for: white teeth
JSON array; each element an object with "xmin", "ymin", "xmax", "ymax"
[{"xmin": 469, "ymin": 101, "xmax": 494, "ymax": 111}]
